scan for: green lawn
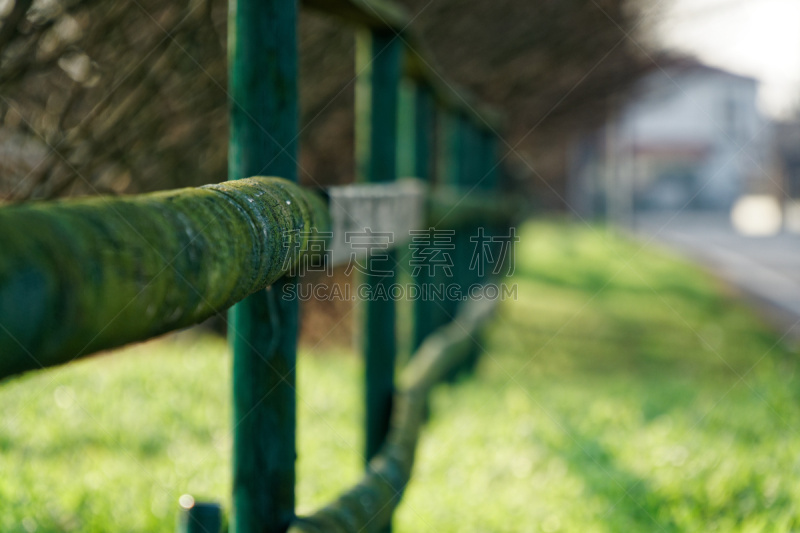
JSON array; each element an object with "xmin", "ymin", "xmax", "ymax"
[{"xmin": 2, "ymin": 220, "xmax": 800, "ymax": 532}]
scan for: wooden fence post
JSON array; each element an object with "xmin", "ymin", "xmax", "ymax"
[
  {"xmin": 411, "ymin": 84, "xmax": 435, "ymax": 352},
  {"xmin": 228, "ymin": 0, "xmax": 299, "ymax": 532},
  {"xmin": 355, "ymin": 29, "xmax": 402, "ymax": 468}
]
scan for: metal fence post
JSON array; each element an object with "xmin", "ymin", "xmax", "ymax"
[
  {"xmin": 481, "ymin": 130, "xmax": 503, "ymax": 279},
  {"xmin": 458, "ymin": 122, "xmax": 492, "ymax": 374},
  {"xmin": 177, "ymin": 496, "xmax": 222, "ymax": 533},
  {"xmin": 437, "ymin": 112, "xmax": 464, "ymax": 324},
  {"xmin": 480, "ymin": 129, "xmax": 499, "ymax": 279},
  {"xmin": 411, "ymin": 84, "xmax": 435, "ymax": 352},
  {"xmin": 355, "ymin": 29, "xmax": 402, "ymax": 467},
  {"xmin": 228, "ymin": 0, "xmax": 299, "ymax": 532},
  {"xmin": 462, "ymin": 120, "xmax": 481, "ymax": 289}
]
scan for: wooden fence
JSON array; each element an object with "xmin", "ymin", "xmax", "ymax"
[{"xmin": 0, "ymin": 0, "xmax": 514, "ymax": 531}]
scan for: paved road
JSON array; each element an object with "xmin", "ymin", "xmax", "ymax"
[{"xmin": 633, "ymin": 211, "xmax": 800, "ymax": 341}]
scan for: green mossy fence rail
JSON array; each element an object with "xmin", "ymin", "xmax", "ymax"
[
  {"xmin": 0, "ymin": 178, "xmax": 329, "ymax": 378},
  {"xmin": 0, "ymin": 0, "xmax": 513, "ymax": 532}
]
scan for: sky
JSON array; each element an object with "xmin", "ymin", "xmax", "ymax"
[{"xmin": 656, "ymin": 0, "xmax": 800, "ymax": 119}]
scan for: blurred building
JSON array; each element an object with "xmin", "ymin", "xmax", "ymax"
[
  {"xmin": 568, "ymin": 61, "xmax": 772, "ymax": 219},
  {"xmin": 774, "ymin": 120, "xmax": 800, "ymax": 233}
]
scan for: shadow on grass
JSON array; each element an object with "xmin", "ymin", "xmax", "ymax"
[{"xmin": 543, "ymin": 418, "xmax": 682, "ymax": 533}]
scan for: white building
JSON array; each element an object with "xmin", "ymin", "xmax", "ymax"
[{"xmin": 569, "ymin": 61, "xmax": 772, "ymax": 218}]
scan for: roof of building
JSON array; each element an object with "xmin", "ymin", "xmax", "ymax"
[{"xmin": 663, "ymin": 57, "xmax": 758, "ymax": 84}]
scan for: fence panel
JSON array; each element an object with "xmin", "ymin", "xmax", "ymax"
[{"xmin": 0, "ymin": 1, "xmax": 515, "ymax": 532}]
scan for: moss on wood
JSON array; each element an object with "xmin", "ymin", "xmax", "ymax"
[
  {"xmin": 0, "ymin": 177, "xmax": 330, "ymax": 380},
  {"xmin": 289, "ymin": 297, "xmax": 496, "ymax": 533}
]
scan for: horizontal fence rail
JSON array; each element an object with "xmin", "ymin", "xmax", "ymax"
[
  {"xmin": 289, "ymin": 297, "xmax": 496, "ymax": 533},
  {"xmin": 428, "ymin": 187, "xmax": 516, "ymax": 229},
  {"xmin": 0, "ymin": 175, "xmax": 516, "ymax": 381},
  {"xmin": 0, "ymin": 177, "xmax": 329, "ymax": 380}
]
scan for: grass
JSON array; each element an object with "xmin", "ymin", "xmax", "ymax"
[{"xmin": 2, "ymin": 219, "xmax": 800, "ymax": 532}]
